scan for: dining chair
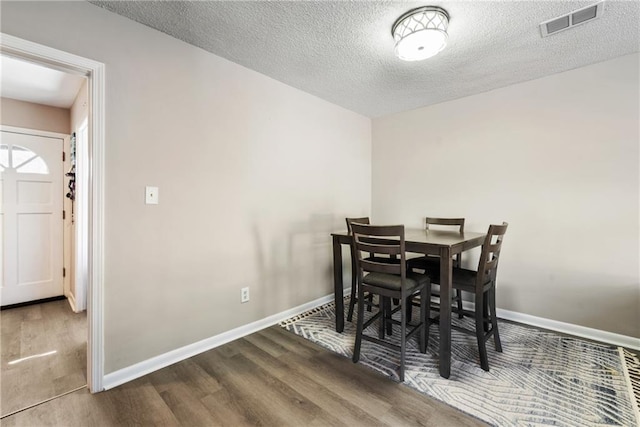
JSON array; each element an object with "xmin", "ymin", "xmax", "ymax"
[
  {"xmin": 346, "ymin": 217, "xmax": 401, "ymax": 323},
  {"xmin": 407, "ymin": 217, "xmax": 465, "ymax": 318},
  {"xmin": 446, "ymin": 222, "xmax": 508, "ymax": 371},
  {"xmin": 351, "ymin": 223, "xmax": 430, "ymax": 382}
]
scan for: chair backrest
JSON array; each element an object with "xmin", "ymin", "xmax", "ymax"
[
  {"xmin": 476, "ymin": 222, "xmax": 508, "ymax": 288},
  {"xmin": 346, "ymin": 217, "xmax": 370, "ymax": 233},
  {"xmin": 351, "ymin": 223, "xmax": 406, "ymax": 280},
  {"xmin": 425, "ymin": 217, "xmax": 465, "ymax": 233}
]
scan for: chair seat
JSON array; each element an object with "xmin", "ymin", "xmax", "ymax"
[
  {"xmin": 451, "ymin": 267, "xmax": 476, "ymax": 290},
  {"xmin": 367, "ymin": 256, "xmax": 401, "ymax": 265},
  {"xmin": 451, "ymin": 267, "xmax": 492, "ymax": 292},
  {"xmin": 407, "ymin": 254, "xmax": 465, "ymax": 321},
  {"xmin": 407, "ymin": 256, "xmax": 440, "ymax": 277},
  {"xmin": 363, "ymin": 271, "xmax": 429, "ymax": 292},
  {"xmin": 407, "ymin": 255, "xmax": 439, "ymax": 268}
]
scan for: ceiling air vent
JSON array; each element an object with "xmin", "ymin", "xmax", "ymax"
[{"xmin": 540, "ymin": 2, "xmax": 605, "ymax": 37}]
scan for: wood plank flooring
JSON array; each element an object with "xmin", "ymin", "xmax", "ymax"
[
  {"xmin": 1, "ymin": 299, "xmax": 87, "ymax": 417},
  {"xmin": 2, "ymin": 325, "xmax": 485, "ymax": 426}
]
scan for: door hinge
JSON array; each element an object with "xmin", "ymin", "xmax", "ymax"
[
  {"xmin": 63, "ymin": 210, "xmax": 66, "ymax": 220},
  {"xmin": 63, "ymin": 268, "xmax": 66, "ymax": 278},
  {"xmin": 63, "ymin": 151, "xmax": 66, "ymax": 162}
]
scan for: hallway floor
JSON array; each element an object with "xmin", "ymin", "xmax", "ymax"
[{"xmin": 1, "ymin": 299, "xmax": 86, "ymax": 417}]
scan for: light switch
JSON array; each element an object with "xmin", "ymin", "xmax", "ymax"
[{"xmin": 145, "ymin": 186, "xmax": 159, "ymax": 205}]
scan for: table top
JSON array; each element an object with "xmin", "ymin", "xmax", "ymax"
[{"xmin": 332, "ymin": 228, "xmax": 486, "ymax": 248}]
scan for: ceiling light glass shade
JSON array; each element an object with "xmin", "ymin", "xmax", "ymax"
[{"xmin": 392, "ymin": 6, "xmax": 449, "ymax": 61}]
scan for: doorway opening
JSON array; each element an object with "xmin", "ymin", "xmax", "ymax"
[{"xmin": 0, "ymin": 33, "xmax": 105, "ymax": 397}]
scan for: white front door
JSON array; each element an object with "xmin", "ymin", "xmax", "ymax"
[{"xmin": 0, "ymin": 131, "xmax": 64, "ymax": 306}]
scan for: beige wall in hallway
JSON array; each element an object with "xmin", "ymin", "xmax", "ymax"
[
  {"xmin": 1, "ymin": 97, "xmax": 70, "ymax": 134},
  {"xmin": 372, "ymin": 53, "xmax": 640, "ymax": 338},
  {"xmin": 0, "ymin": 2, "xmax": 371, "ymax": 373}
]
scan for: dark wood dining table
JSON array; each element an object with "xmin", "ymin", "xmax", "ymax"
[{"xmin": 331, "ymin": 227, "xmax": 487, "ymax": 379}]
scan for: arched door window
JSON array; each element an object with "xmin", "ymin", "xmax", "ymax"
[{"xmin": 0, "ymin": 144, "xmax": 49, "ymax": 174}]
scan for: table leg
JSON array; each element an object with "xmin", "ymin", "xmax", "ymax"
[
  {"xmin": 332, "ymin": 235, "xmax": 344, "ymax": 333},
  {"xmin": 439, "ymin": 247, "xmax": 452, "ymax": 378}
]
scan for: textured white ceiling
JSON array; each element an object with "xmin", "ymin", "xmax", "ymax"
[{"xmin": 89, "ymin": 1, "xmax": 639, "ymax": 118}]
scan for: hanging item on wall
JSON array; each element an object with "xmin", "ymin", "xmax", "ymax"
[
  {"xmin": 69, "ymin": 129, "xmax": 76, "ymax": 166},
  {"xmin": 66, "ymin": 132, "xmax": 76, "ymax": 201}
]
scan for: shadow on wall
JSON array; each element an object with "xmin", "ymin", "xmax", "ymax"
[{"xmin": 251, "ymin": 214, "xmax": 345, "ymax": 318}]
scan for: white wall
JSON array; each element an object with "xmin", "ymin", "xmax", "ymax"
[
  {"xmin": 70, "ymin": 81, "xmax": 88, "ymax": 132},
  {"xmin": 1, "ymin": 1, "xmax": 371, "ymax": 372},
  {"xmin": 66, "ymin": 80, "xmax": 89, "ymax": 304},
  {"xmin": 373, "ymin": 53, "xmax": 640, "ymax": 338}
]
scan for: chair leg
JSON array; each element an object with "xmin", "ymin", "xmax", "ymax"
[
  {"xmin": 420, "ymin": 286, "xmax": 428, "ymax": 353},
  {"xmin": 385, "ymin": 297, "xmax": 393, "ymax": 336},
  {"xmin": 399, "ymin": 297, "xmax": 407, "ymax": 382},
  {"xmin": 347, "ymin": 271, "xmax": 357, "ymax": 322},
  {"xmin": 456, "ymin": 289, "xmax": 464, "ymax": 319},
  {"xmin": 406, "ymin": 295, "xmax": 413, "ymax": 323},
  {"xmin": 475, "ymin": 290, "xmax": 489, "ymax": 371},
  {"xmin": 489, "ymin": 286, "xmax": 502, "ymax": 352},
  {"xmin": 378, "ymin": 297, "xmax": 385, "ymax": 339},
  {"xmin": 353, "ymin": 283, "xmax": 365, "ymax": 363},
  {"xmin": 483, "ymin": 296, "xmax": 490, "ymax": 332}
]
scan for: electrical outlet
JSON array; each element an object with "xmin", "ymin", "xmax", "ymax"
[{"xmin": 241, "ymin": 287, "xmax": 250, "ymax": 303}]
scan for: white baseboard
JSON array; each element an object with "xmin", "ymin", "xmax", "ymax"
[
  {"xmin": 66, "ymin": 293, "xmax": 78, "ymax": 313},
  {"xmin": 496, "ymin": 307, "xmax": 640, "ymax": 351},
  {"xmin": 103, "ymin": 289, "xmax": 639, "ymax": 391},
  {"xmin": 460, "ymin": 300, "xmax": 640, "ymax": 351},
  {"xmin": 102, "ymin": 289, "xmax": 349, "ymax": 390}
]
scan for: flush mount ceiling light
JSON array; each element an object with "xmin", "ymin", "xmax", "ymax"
[{"xmin": 392, "ymin": 6, "xmax": 450, "ymax": 61}]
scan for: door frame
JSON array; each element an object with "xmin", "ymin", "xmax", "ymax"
[
  {"xmin": 74, "ymin": 118, "xmax": 89, "ymax": 312},
  {"xmin": 0, "ymin": 33, "xmax": 105, "ymax": 392}
]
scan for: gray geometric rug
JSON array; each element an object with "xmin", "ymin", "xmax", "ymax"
[{"xmin": 280, "ymin": 299, "xmax": 640, "ymax": 427}]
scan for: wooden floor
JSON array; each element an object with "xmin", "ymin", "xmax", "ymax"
[
  {"xmin": 2, "ymin": 325, "xmax": 485, "ymax": 426},
  {"xmin": 0, "ymin": 299, "xmax": 87, "ymax": 417}
]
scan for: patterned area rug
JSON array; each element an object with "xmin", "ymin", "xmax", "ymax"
[{"xmin": 280, "ymin": 300, "xmax": 640, "ymax": 427}]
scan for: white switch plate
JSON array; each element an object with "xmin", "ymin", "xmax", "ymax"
[
  {"xmin": 241, "ymin": 287, "xmax": 250, "ymax": 303},
  {"xmin": 145, "ymin": 186, "xmax": 159, "ymax": 205}
]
